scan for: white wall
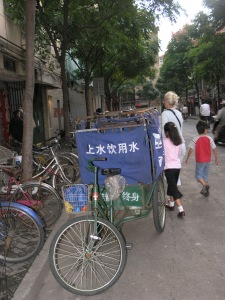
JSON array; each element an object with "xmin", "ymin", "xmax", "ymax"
[
  {"xmin": 46, "ymin": 88, "xmax": 64, "ymax": 138},
  {"xmin": 69, "ymin": 88, "xmax": 86, "ymax": 120}
]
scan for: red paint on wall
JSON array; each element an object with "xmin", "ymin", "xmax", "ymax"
[{"xmin": 0, "ymin": 89, "xmax": 10, "ymax": 142}]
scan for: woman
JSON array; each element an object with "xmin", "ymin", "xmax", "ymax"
[
  {"xmin": 161, "ymin": 91, "xmax": 186, "ymax": 162},
  {"xmin": 9, "ymin": 110, "xmax": 23, "ymax": 142}
]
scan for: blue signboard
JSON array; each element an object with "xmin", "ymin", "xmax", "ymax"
[
  {"xmin": 75, "ymin": 111, "xmax": 165, "ymax": 185},
  {"xmin": 76, "ymin": 126, "xmax": 152, "ymax": 185}
]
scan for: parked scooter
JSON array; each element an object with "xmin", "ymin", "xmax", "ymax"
[
  {"xmin": 182, "ymin": 105, "xmax": 188, "ymax": 120},
  {"xmin": 212, "ymin": 116, "xmax": 225, "ymax": 144},
  {"xmin": 200, "ymin": 114, "xmax": 215, "ymax": 125}
]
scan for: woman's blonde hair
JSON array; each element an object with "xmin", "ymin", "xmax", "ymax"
[{"xmin": 164, "ymin": 91, "xmax": 179, "ymax": 107}]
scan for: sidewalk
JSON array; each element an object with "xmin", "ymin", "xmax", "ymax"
[{"xmin": 12, "ymin": 211, "xmax": 70, "ymax": 300}]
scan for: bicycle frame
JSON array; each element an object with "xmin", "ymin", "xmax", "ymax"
[
  {"xmin": 32, "ymin": 147, "xmax": 73, "ymax": 184},
  {"xmin": 87, "ymin": 158, "xmax": 159, "ymax": 230},
  {"xmin": 0, "ymin": 169, "xmax": 41, "ymax": 207}
]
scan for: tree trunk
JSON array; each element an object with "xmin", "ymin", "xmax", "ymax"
[
  {"xmin": 216, "ymin": 76, "xmax": 220, "ymax": 102},
  {"xmin": 61, "ymin": 0, "xmax": 70, "ymax": 140},
  {"xmin": 61, "ymin": 58, "xmax": 70, "ymax": 140},
  {"xmin": 194, "ymin": 80, "xmax": 200, "ymax": 107},
  {"xmin": 21, "ymin": 0, "xmax": 36, "ymax": 182},
  {"xmin": 85, "ymin": 75, "xmax": 91, "ymax": 116}
]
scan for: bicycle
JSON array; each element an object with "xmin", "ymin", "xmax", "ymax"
[
  {"xmin": 0, "ymin": 167, "xmax": 62, "ymax": 228},
  {"xmin": 6, "ymin": 138, "xmax": 80, "ymax": 193},
  {"xmin": 0, "ymin": 200, "xmax": 45, "ymax": 263},
  {"xmin": 9, "ymin": 133, "xmax": 81, "ymax": 193},
  {"xmin": 6, "ymin": 135, "xmax": 80, "ymax": 184},
  {"xmin": 49, "ymin": 157, "xmax": 166, "ymax": 296},
  {"xmin": 31, "ymin": 145, "xmax": 80, "ymax": 194}
]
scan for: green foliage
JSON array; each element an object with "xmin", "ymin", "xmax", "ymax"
[
  {"xmin": 69, "ymin": 3, "xmax": 159, "ymax": 101},
  {"xmin": 136, "ymin": 82, "xmax": 159, "ymax": 100},
  {"xmin": 157, "ymin": 27, "xmax": 194, "ymax": 96},
  {"xmin": 157, "ymin": 7, "xmax": 225, "ymax": 102},
  {"xmin": 190, "ymin": 12, "xmax": 215, "ymax": 38},
  {"xmin": 4, "ymin": 0, "xmax": 25, "ymax": 27},
  {"xmin": 188, "ymin": 33, "xmax": 225, "ymax": 85},
  {"xmin": 203, "ymin": 0, "xmax": 225, "ymax": 30},
  {"xmin": 138, "ymin": 0, "xmax": 182, "ymax": 23},
  {"xmin": 4, "ymin": 0, "xmax": 187, "ymax": 113}
]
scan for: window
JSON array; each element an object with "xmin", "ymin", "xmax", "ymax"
[{"xmin": 3, "ymin": 56, "xmax": 16, "ymax": 72}]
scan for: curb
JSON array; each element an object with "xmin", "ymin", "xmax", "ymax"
[{"xmin": 12, "ymin": 210, "xmax": 69, "ymax": 300}]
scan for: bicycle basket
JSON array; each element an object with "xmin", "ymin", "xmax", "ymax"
[
  {"xmin": 104, "ymin": 175, "xmax": 126, "ymax": 201},
  {"xmin": 62, "ymin": 184, "xmax": 89, "ymax": 213},
  {"xmin": 0, "ymin": 146, "xmax": 15, "ymax": 166}
]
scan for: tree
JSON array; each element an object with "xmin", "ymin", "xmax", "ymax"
[
  {"xmin": 68, "ymin": 3, "xmax": 158, "ymax": 114},
  {"xmin": 188, "ymin": 32, "xmax": 225, "ymax": 102},
  {"xmin": 156, "ymin": 26, "xmax": 195, "ymax": 100},
  {"xmin": 97, "ymin": 8, "xmax": 159, "ymax": 109},
  {"xmin": 203, "ymin": 0, "xmax": 225, "ymax": 30},
  {"xmin": 157, "ymin": 9, "xmax": 225, "ymax": 112},
  {"xmin": 4, "ymin": 0, "xmax": 185, "ymax": 130},
  {"xmin": 189, "ymin": 12, "xmax": 215, "ymax": 39},
  {"xmin": 21, "ymin": 0, "xmax": 36, "ymax": 181},
  {"xmin": 35, "ymin": 0, "xmax": 74, "ymax": 140},
  {"xmin": 187, "ymin": 10, "xmax": 225, "ymax": 104},
  {"xmin": 136, "ymin": 82, "xmax": 159, "ymax": 100}
]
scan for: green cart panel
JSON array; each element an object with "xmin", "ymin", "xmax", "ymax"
[{"xmin": 100, "ymin": 184, "xmax": 153, "ymax": 210}]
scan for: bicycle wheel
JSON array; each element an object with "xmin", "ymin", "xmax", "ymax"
[
  {"xmin": 52, "ymin": 162, "xmax": 80, "ymax": 195},
  {"xmin": 49, "ymin": 216, "xmax": 127, "ymax": 296},
  {"xmin": 152, "ymin": 176, "xmax": 166, "ymax": 233},
  {"xmin": 0, "ymin": 202, "xmax": 44, "ymax": 263},
  {"xmin": 0, "ymin": 169, "xmax": 10, "ymax": 194},
  {"xmin": 58, "ymin": 152, "xmax": 79, "ymax": 166},
  {"xmin": 12, "ymin": 182, "xmax": 62, "ymax": 228},
  {"xmin": 58, "ymin": 152, "xmax": 80, "ymax": 181}
]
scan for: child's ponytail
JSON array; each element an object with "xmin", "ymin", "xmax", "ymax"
[{"xmin": 164, "ymin": 122, "xmax": 182, "ymax": 146}]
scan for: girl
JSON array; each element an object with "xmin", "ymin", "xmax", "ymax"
[{"xmin": 163, "ymin": 122, "xmax": 185, "ymax": 218}]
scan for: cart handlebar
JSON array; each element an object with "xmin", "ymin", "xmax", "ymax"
[{"xmin": 86, "ymin": 157, "xmax": 107, "ymax": 172}]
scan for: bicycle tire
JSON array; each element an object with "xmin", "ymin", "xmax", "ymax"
[
  {"xmin": 152, "ymin": 176, "xmax": 166, "ymax": 233},
  {"xmin": 0, "ymin": 169, "xmax": 10, "ymax": 194},
  {"xmin": 52, "ymin": 161, "xmax": 80, "ymax": 195},
  {"xmin": 58, "ymin": 152, "xmax": 79, "ymax": 165},
  {"xmin": 12, "ymin": 181, "xmax": 62, "ymax": 228},
  {"xmin": 57, "ymin": 152, "xmax": 80, "ymax": 180},
  {"xmin": 0, "ymin": 202, "xmax": 44, "ymax": 263},
  {"xmin": 49, "ymin": 216, "xmax": 127, "ymax": 296}
]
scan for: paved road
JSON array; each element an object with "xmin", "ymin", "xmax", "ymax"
[{"xmin": 16, "ymin": 118, "xmax": 225, "ymax": 300}]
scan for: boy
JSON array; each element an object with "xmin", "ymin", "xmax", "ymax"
[{"xmin": 185, "ymin": 120, "xmax": 219, "ymax": 197}]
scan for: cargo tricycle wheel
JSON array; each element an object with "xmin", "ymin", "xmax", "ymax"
[
  {"xmin": 152, "ymin": 176, "xmax": 166, "ymax": 233},
  {"xmin": 49, "ymin": 216, "xmax": 127, "ymax": 296}
]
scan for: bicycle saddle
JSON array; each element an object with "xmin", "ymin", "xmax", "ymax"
[{"xmin": 101, "ymin": 168, "xmax": 121, "ymax": 176}]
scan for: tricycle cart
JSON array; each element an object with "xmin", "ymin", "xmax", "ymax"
[{"xmin": 49, "ymin": 108, "xmax": 166, "ymax": 296}]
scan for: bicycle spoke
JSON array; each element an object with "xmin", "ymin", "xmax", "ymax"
[{"xmin": 0, "ymin": 206, "xmax": 44, "ymax": 263}]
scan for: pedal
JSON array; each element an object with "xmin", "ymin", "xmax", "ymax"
[{"xmin": 125, "ymin": 243, "xmax": 133, "ymax": 250}]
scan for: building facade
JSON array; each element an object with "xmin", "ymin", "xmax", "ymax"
[{"xmin": 0, "ymin": 0, "xmax": 87, "ymax": 145}]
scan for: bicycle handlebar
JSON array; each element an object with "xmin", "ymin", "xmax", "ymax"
[
  {"xmin": 92, "ymin": 158, "xmax": 107, "ymax": 161},
  {"xmin": 86, "ymin": 157, "xmax": 107, "ymax": 172}
]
